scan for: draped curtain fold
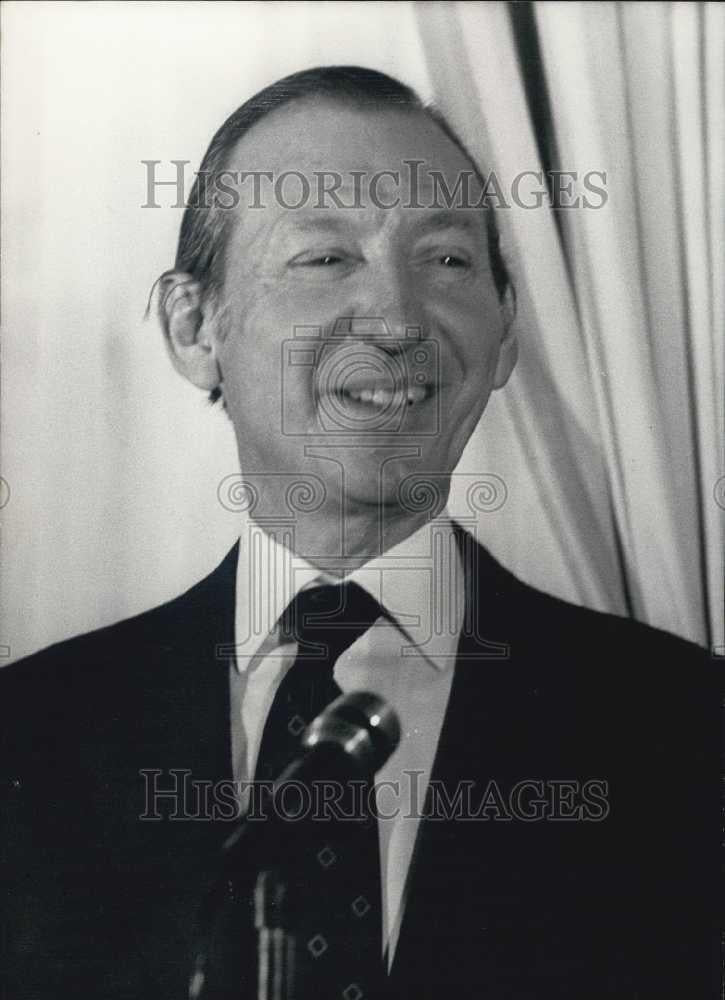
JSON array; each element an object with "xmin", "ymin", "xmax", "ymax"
[{"xmin": 416, "ymin": 0, "xmax": 723, "ymax": 650}]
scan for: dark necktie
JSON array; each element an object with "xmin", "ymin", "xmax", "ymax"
[{"xmin": 253, "ymin": 581, "xmax": 386, "ymax": 1000}]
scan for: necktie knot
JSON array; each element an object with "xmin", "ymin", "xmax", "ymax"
[
  {"xmin": 279, "ymin": 581, "xmax": 384, "ymax": 664},
  {"xmin": 255, "ymin": 582, "xmax": 384, "ymax": 784}
]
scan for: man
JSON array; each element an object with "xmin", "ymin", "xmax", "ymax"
[{"xmin": 1, "ymin": 67, "xmax": 719, "ymax": 1000}]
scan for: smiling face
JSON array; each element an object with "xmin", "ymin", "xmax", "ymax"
[{"xmin": 211, "ymin": 99, "xmax": 516, "ymax": 517}]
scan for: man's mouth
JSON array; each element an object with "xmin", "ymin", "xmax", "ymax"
[
  {"xmin": 335, "ymin": 382, "xmax": 432, "ymax": 407},
  {"xmin": 315, "ymin": 377, "xmax": 436, "ymax": 432},
  {"xmin": 312, "ymin": 343, "xmax": 439, "ymax": 430}
]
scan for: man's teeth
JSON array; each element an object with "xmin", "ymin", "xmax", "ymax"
[{"xmin": 342, "ymin": 385, "xmax": 428, "ymax": 406}]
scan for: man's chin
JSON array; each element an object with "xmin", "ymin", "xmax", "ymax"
[{"xmin": 327, "ymin": 455, "xmax": 450, "ymax": 519}]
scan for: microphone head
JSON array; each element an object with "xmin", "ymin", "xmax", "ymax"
[{"xmin": 301, "ymin": 691, "xmax": 401, "ymax": 775}]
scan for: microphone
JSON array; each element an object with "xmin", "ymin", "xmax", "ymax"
[
  {"xmin": 189, "ymin": 692, "xmax": 400, "ymax": 1000},
  {"xmin": 223, "ymin": 691, "xmax": 401, "ymax": 855}
]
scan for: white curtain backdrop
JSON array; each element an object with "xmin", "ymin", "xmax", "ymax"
[
  {"xmin": 2, "ymin": 1, "xmax": 721, "ymax": 665},
  {"xmin": 417, "ymin": 0, "xmax": 723, "ymax": 650}
]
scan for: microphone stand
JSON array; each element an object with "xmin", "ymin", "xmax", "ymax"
[
  {"xmin": 187, "ymin": 692, "xmax": 400, "ymax": 1000},
  {"xmin": 254, "ymin": 868, "xmax": 296, "ymax": 1000}
]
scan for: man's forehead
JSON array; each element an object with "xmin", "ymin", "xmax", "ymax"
[
  {"xmin": 224, "ymin": 97, "xmax": 479, "ymax": 183},
  {"xmin": 265, "ymin": 206, "xmax": 487, "ymax": 239}
]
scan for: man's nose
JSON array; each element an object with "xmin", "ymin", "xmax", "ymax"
[{"xmin": 341, "ymin": 265, "xmax": 423, "ymax": 344}]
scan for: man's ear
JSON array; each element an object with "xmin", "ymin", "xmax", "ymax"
[
  {"xmin": 492, "ymin": 285, "xmax": 518, "ymax": 390},
  {"xmin": 157, "ymin": 271, "xmax": 222, "ymax": 392}
]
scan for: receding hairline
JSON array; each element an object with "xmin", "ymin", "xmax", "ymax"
[
  {"xmin": 212, "ymin": 92, "xmax": 482, "ymax": 182},
  {"xmin": 189, "ymin": 94, "xmax": 491, "ymax": 295}
]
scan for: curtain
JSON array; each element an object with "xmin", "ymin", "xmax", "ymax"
[
  {"xmin": 416, "ymin": 1, "xmax": 723, "ymax": 651},
  {"xmin": 2, "ymin": 1, "xmax": 720, "ymax": 663}
]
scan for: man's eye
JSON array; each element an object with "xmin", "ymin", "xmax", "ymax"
[
  {"xmin": 292, "ymin": 254, "xmax": 344, "ymax": 267},
  {"xmin": 308, "ymin": 255, "xmax": 342, "ymax": 266},
  {"xmin": 439, "ymin": 254, "xmax": 469, "ymax": 268}
]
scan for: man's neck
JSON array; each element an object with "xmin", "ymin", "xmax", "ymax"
[{"xmin": 245, "ymin": 499, "xmax": 445, "ymax": 579}]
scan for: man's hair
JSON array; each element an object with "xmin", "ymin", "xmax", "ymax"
[{"xmin": 171, "ymin": 65, "xmax": 513, "ymax": 404}]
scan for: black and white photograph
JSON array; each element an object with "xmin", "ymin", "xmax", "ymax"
[{"xmin": 1, "ymin": 2, "xmax": 722, "ymax": 998}]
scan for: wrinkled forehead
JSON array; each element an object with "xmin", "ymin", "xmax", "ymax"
[{"xmin": 222, "ymin": 98, "xmax": 486, "ymax": 217}]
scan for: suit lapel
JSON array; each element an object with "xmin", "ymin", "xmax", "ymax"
[
  {"xmin": 156, "ymin": 540, "xmax": 239, "ymax": 787},
  {"xmin": 389, "ymin": 525, "xmax": 535, "ymax": 992}
]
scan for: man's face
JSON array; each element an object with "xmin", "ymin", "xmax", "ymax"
[{"xmin": 213, "ymin": 100, "xmax": 515, "ymax": 516}]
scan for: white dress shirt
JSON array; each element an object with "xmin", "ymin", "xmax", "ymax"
[{"xmin": 229, "ymin": 511, "xmax": 464, "ymax": 965}]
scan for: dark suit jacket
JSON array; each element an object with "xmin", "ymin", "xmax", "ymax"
[{"xmin": 2, "ymin": 527, "xmax": 720, "ymax": 999}]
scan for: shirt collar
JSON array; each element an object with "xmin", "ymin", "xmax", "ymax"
[{"xmin": 234, "ymin": 511, "xmax": 462, "ymax": 674}]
